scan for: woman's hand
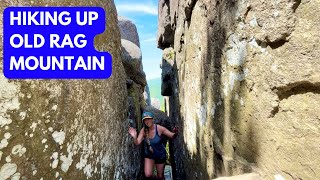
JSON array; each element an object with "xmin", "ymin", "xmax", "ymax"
[
  {"xmin": 129, "ymin": 127, "xmax": 144, "ymax": 145},
  {"xmin": 159, "ymin": 125, "xmax": 178, "ymax": 139},
  {"xmin": 172, "ymin": 127, "xmax": 178, "ymax": 138},
  {"xmin": 172, "ymin": 127, "xmax": 178, "ymax": 134},
  {"xmin": 128, "ymin": 127, "xmax": 137, "ymax": 138}
]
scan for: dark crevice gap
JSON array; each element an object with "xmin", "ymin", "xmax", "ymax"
[
  {"xmin": 255, "ymin": 35, "xmax": 289, "ymax": 49},
  {"xmin": 292, "ymin": 0, "xmax": 301, "ymax": 13},
  {"xmin": 185, "ymin": 0, "xmax": 197, "ymax": 21},
  {"xmin": 267, "ymin": 39, "xmax": 288, "ymax": 49},
  {"xmin": 269, "ymin": 106, "xmax": 279, "ymax": 118},
  {"xmin": 269, "ymin": 81, "xmax": 320, "ymax": 117},
  {"xmin": 243, "ymin": 5, "xmax": 251, "ymax": 21},
  {"xmin": 283, "ymin": 171, "xmax": 296, "ymax": 179},
  {"xmin": 275, "ymin": 81, "xmax": 320, "ymax": 101}
]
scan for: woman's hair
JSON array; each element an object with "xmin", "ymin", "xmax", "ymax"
[{"xmin": 144, "ymin": 124, "xmax": 154, "ymax": 153}]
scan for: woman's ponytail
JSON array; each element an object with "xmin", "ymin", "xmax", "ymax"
[{"xmin": 144, "ymin": 126, "xmax": 154, "ymax": 153}]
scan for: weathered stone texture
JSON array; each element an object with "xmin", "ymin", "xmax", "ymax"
[
  {"xmin": 119, "ymin": 16, "xmax": 147, "ymax": 143},
  {"xmin": 125, "ymin": 81, "xmax": 144, "ymax": 180},
  {"xmin": 157, "ymin": 0, "xmax": 174, "ymax": 49},
  {"xmin": 118, "ymin": 16, "xmax": 141, "ymax": 47},
  {"xmin": 161, "ymin": 47, "xmax": 175, "ymax": 96},
  {"xmin": 213, "ymin": 173, "xmax": 261, "ymax": 180},
  {"xmin": 127, "ymin": 81, "xmax": 145, "ymax": 129},
  {"xmin": 0, "ymin": 0, "xmax": 141, "ymax": 179},
  {"xmin": 121, "ymin": 39, "xmax": 147, "ymax": 87},
  {"xmin": 144, "ymin": 84, "xmax": 151, "ymax": 106},
  {"xmin": 158, "ymin": 0, "xmax": 320, "ymax": 179}
]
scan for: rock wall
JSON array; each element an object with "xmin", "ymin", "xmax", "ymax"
[
  {"xmin": 158, "ymin": 0, "xmax": 320, "ymax": 179},
  {"xmin": 144, "ymin": 84, "xmax": 151, "ymax": 107},
  {"xmin": 119, "ymin": 16, "xmax": 147, "ymax": 128},
  {"xmin": 118, "ymin": 16, "xmax": 148, "ymax": 179},
  {"xmin": 0, "ymin": 0, "xmax": 142, "ymax": 179},
  {"xmin": 118, "ymin": 16, "xmax": 141, "ymax": 48}
]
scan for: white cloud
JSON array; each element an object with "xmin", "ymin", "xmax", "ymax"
[
  {"xmin": 116, "ymin": 4, "xmax": 158, "ymax": 15},
  {"xmin": 142, "ymin": 38, "xmax": 156, "ymax": 43},
  {"xmin": 118, "ymin": 16, "xmax": 135, "ymax": 23}
]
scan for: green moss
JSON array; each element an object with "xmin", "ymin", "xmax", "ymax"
[{"xmin": 165, "ymin": 50, "xmax": 175, "ymax": 60}]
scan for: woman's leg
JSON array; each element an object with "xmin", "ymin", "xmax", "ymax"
[
  {"xmin": 155, "ymin": 163, "xmax": 165, "ymax": 180},
  {"xmin": 144, "ymin": 158, "xmax": 155, "ymax": 178}
]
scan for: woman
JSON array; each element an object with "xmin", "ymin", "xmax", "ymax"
[{"xmin": 128, "ymin": 111, "xmax": 177, "ymax": 180}]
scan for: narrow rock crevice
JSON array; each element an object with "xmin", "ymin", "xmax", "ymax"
[
  {"xmin": 267, "ymin": 39, "xmax": 288, "ymax": 49},
  {"xmin": 270, "ymin": 81, "xmax": 320, "ymax": 117},
  {"xmin": 292, "ymin": 0, "xmax": 301, "ymax": 12},
  {"xmin": 255, "ymin": 38, "xmax": 288, "ymax": 50},
  {"xmin": 243, "ymin": 5, "xmax": 251, "ymax": 21},
  {"xmin": 269, "ymin": 106, "xmax": 279, "ymax": 118},
  {"xmin": 283, "ymin": 170, "xmax": 295, "ymax": 179},
  {"xmin": 274, "ymin": 81, "xmax": 320, "ymax": 100},
  {"xmin": 185, "ymin": 0, "xmax": 197, "ymax": 21}
]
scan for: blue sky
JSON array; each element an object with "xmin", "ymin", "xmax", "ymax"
[{"xmin": 114, "ymin": 0, "xmax": 162, "ymax": 80}]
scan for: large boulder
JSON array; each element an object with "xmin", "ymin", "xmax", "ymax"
[
  {"xmin": 161, "ymin": 47, "xmax": 175, "ymax": 96},
  {"xmin": 157, "ymin": 0, "xmax": 174, "ymax": 49},
  {"xmin": 159, "ymin": 0, "xmax": 320, "ymax": 179},
  {"xmin": 0, "ymin": 0, "xmax": 141, "ymax": 179},
  {"xmin": 121, "ymin": 39, "xmax": 147, "ymax": 87},
  {"xmin": 118, "ymin": 16, "xmax": 140, "ymax": 47}
]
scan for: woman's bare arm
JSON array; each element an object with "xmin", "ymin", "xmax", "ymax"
[
  {"xmin": 129, "ymin": 127, "xmax": 145, "ymax": 145},
  {"xmin": 134, "ymin": 128, "xmax": 145, "ymax": 145},
  {"xmin": 158, "ymin": 125, "xmax": 176, "ymax": 139}
]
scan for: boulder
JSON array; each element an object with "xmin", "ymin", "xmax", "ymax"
[
  {"xmin": 157, "ymin": 0, "xmax": 174, "ymax": 49},
  {"xmin": 159, "ymin": 0, "xmax": 320, "ymax": 179},
  {"xmin": 121, "ymin": 39, "xmax": 147, "ymax": 86},
  {"xmin": 161, "ymin": 47, "xmax": 175, "ymax": 96},
  {"xmin": 118, "ymin": 16, "xmax": 140, "ymax": 47}
]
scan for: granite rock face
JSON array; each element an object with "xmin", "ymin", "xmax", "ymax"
[
  {"xmin": 144, "ymin": 84, "xmax": 151, "ymax": 106},
  {"xmin": 161, "ymin": 47, "xmax": 175, "ymax": 96},
  {"xmin": 118, "ymin": 16, "xmax": 141, "ymax": 47},
  {"xmin": 118, "ymin": 16, "xmax": 146, "ymax": 87},
  {"xmin": 119, "ymin": 16, "xmax": 147, "ymax": 149},
  {"xmin": 0, "ymin": 0, "xmax": 141, "ymax": 179},
  {"xmin": 118, "ymin": 16, "xmax": 149, "ymax": 180},
  {"xmin": 121, "ymin": 39, "xmax": 146, "ymax": 87},
  {"xmin": 158, "ymin": 0, "xmax": 320, "ymax": 179},
  {"xmin": 157, "ymin": 0, "xmax": 174, "ymax": 49}
]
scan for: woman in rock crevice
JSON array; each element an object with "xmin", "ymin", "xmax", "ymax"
[{"xmin": 128, "ymin": 111, "xmax": 177, "ymax": 180}]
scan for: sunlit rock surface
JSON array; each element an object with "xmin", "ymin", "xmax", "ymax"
[
  {"xmin": 0, "ymin": 0, "xmax": 142, "ymax": 179},
  {"xmin": 118, "ymin": 16, "xmax": 141, "ymax": 47},
  {"xmin": 158, "ymin": 0, "xmax": 320, "ymax": 179}
]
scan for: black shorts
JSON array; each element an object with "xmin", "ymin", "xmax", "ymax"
[{"xmin": 145, "ymin": 155, "xmax": 166, "ymax": 164}]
